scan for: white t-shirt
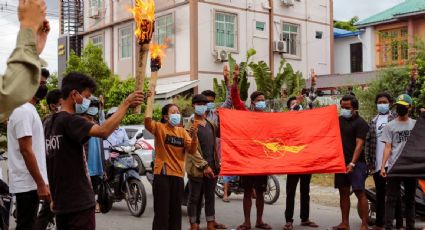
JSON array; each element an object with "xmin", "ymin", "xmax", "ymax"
[
  {"xmin": 7, "ymin": 103, "xmax": 48, "ymax": 194},
  {"xmin": 375, "ymin": 114, "xmax": 389, "ymax": 172}
]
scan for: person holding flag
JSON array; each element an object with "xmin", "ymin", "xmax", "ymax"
[
  {"xmin": 380, "ymin": 94, "xmax": 417, "ymax": 230},
  {"xmin": 231, "ymin": 65, "xmax": 271, "ymax": 230}
]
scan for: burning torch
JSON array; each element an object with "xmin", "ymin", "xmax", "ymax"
[
  {"xmin": 145, "ymin": 44, "xmax": 167, "ymax": 118},
  {"xmin": 129, "ymin": 0, "xmax": 155, "ymax": 114}
]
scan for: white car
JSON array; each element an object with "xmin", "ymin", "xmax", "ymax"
[{"xmin": 121, "ymin": 125, "xmax": 155, "ymax": 175}]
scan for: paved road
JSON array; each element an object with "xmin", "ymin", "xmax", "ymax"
[{"xmin": 9, "ymin": 177, "xmax": 425, "ymax": 229}]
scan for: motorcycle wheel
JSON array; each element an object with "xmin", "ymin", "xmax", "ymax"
[
  {"xmin": 215, "ymin": 176, "xmax": 231, "ymax": 199},
  {"xmin": 264, "ymin": 176, "xmax": 280, "ymax": 205},
  {"xmin": 125, "ymin": 179, "xmax": 147, "ymax": 217}
]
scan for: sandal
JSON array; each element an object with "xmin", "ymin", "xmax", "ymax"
[
  {"xmin": 222, "ymin": 197, "xmax": 230, "ymax": 203},
  {"xmin": 237, "ymin": 224, "xmax": 251, "ymax": 230},
  {"xmin": 329, "ymin": 226, "xmax": 350, "ymax": 230},
  {"xmin": 283, "ymin": 222, "xmax": 293, "ymax": 230},
  {"xmin": 215, "ymin": 222, "xmax": 227, "ymax": 229},
  {"xmin": 301, "ymin": 220, "xmax": 318, "ymax": 228},
  {"xmin": 255, "ymin": 223, "xmax": 272, "ymax": 229}
]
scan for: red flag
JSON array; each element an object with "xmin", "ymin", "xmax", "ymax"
[{"xmin": 219, "ymin": 105, "xmax": 346, "ymax": 175}]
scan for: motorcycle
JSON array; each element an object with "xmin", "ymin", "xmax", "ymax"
[
  {"xmin": 214, "ymin": 175, "xmax": 281, "ymax": 205},
  {"xmin": 107, "ymin": 145, "xmax": 147, "ymax": 217},
  {"xmin": 365, "ymin": 183, "xmax": 425, "ymax": 224}
]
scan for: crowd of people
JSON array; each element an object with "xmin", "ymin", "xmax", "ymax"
[{"xmin": 1, "ymin": 1, "xmax": 425, "ymax": 230}]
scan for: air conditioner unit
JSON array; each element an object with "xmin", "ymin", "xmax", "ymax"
[
  {"xmin": 273, "ymin": 40, "xmax": 288, "ymax": 53},
  {"xmin": 215, "ymin": 49, "xmax": 229, "ymax": 62},
  {"xmin": 89, "ymin": 7, "xmax": 101, "ymax": 19},
  {"xmin": 281, "ymin": 0, "xmax": 295, "ymax": 7}
]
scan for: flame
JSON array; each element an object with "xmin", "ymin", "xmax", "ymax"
[
  {"xmin": 150, "ymin": 43, "xmax": 168, "ymax": 60},
  {"xmin": 128, "ymin": 0, "xmax": 155, "ymax": 42}
]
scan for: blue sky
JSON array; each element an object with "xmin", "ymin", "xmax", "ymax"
[{"xmin": 0, "ymin": 0, "xmax": 407, "ymax": 73}]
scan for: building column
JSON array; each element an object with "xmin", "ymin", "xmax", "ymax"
[
  {"xmin": 189, "ymin": 0, "xmax": 199, "ymax": 92},
  {"xmin": 329, "ymin": 0, "xmax": 335, "ymax": 74},
  {"xmin": 408, "ymin": 18, "xmax": 415, "ymax": 58}
]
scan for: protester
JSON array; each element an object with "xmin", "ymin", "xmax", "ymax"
[
  {"xmin": 231, "ymin": 65, "xmax": 271, "ymax": 230},
  {"xmin": 144, "ymin": 96, "xmax": 199, "ymax": 230},
  {"xmin": 185, "ymin": 94, "xmax": 226, "ymax": 230},
  {"xmin": 36, "ymin": 88, "xmax": 62, "ymax": 230},
  {"xmin": 44, "ymin": 72, "xmax": 144, "ymax": 230},
  {"xmin": 82, "ymin": 98, "xmax": 105, "ymax": 213},
  {"xmin": 332, "ymin": 95, "xmax": 369, "ymax": 230},
  {"xmin": 283, "ymin": 97, "xmax": 317, "ymax": 230},
  {"xmin": 0, "ymin": 0, "xmax": 50, "ymax": 122},
  {"xmin": 7, "ymin": 84, "xmax": 50, "ymax": 230},
  {"xmin": 103, "ymin": 107, "xmax": 130, "ymax": 160},
  {"xmin": 380, "ymin": 94, "xmax": 417, "ymax": 230},
  {"xmin": 364, "ymin": 92, "xmax": 403, "ymax": 230}
]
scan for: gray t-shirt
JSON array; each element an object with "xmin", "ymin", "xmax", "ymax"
[{"xmin": 379, "ymin": 118, "xmax": 416, "ymax": 171}]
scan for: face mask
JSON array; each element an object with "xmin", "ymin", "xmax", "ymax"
[
  {"xmin": 206, "ymin": 102, "xmax": 215, "ymax": 111},
  {"xmin": 194, "ymin": 105, "xmax": 208, "ymax": 116},
  {"xmin": 86, "ymin": 107, "xmax": 99, "ymax": 116},
  {"xmin": 56, "ymin": 106, "xmax": 62, "ymax": 113},
  {"xmin": 396, "ymin": 104, "xmax": 409, "ymax": 116},
  {"xmin": 169, "ymin": 114, "xmax": 181, "ymax": 127},
  {"xmin": 255, "ymin": 101, "xmax": 266, "ymax": 111},
  {"xmin": 75, "ymin": 93, "xmax": 91, "ymax": 114},
  {"xmin": 341, "ymin": 108, "xmax": 353, "ymax": 119},
  {"xmin": 377, "ymin": 104, "xmax": 390, "ymax": 114}
]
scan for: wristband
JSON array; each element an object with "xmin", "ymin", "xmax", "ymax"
[{"xmin": 349, "ymin": 162, "xmax": 356, "ymax": 167}]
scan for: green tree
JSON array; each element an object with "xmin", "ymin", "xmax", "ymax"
[
  {"xmin": 282, "ymin": 61, "xmax": 305, "ymax": 97},
  {"xmin": 334, "ymin": 16, "xmax": 359, "ymax": 32},
  {"xmin": 65, "ymin": 43, "xmax": 113, "ymax": 95}
]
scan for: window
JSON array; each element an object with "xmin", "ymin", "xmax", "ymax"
[
  {"xmin": 119, "ymin": 27, "xmax": 132, "ymax": 59},
  {"xmin": 155, "ymin": 14, "xmax": 174, "ymax": 45},
  {"xmin": 378, "ymin": 27, "xmax": 408, "ymax": 66},
  {"xmin": 91, "ymin": 35, "xmax": 104, "ymax": 51},
  {"xmin": 315, "ymin": 31, "xmax": 323, "ymax": 39},
  {"xmin": 215, "ymin": 12, "xmax": 237, "ymax": 49},
  {"xmin": 90, "ymin": 0, "xmax": 102, "ymax": 7},
  {"xmin": 282, "ymin": 23, "xmax": 300, "ymax": 56},
  {"xmin": 256, "ymin": 21, "xmax": 265, "ymax": 31}
]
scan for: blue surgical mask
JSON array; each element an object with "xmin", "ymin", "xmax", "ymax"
[
  {"xmin": 86, "ymin": 107, "xmax": 99, "ymax": 116},
  {"xmin": 341, "ymin": 108, "xmax": 353, "ymax": 119},
  {"xmin": 194, "ymin": 105, "xmax": 208, "ymax": 116},
  {"xmin": 206, "ymin": 102, "xmax": 215, "ymax": 111},
  {"xmin": 377, "ymin": 104, "xmax": 390, "ymax": 114},
  {"xmin": 75, "ymin": 94, "xmax": 91, "ymax": 114},
  {"xmin": 169, "ymin": 114, "xmax": 181, "ymax": 127},
  {"xmin": 255, "ymin": 101, "xmax": 266, "ymax": 111}
]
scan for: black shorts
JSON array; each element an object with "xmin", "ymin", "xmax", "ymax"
[
  {"xmin": 240, "ymin": 176, "xmax": 268, "ymax": 192},
  {"xmin": 334, "ymin": 162, "xmax": 367, "ymax": 191}
]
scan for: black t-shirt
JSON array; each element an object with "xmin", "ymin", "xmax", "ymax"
[
  {"xmin": 44, "ymin": 112, "xmax": 95, "ymax": 214},
  {"xmin": 339, "ymin": 115, "xmax": 369, "ymax": 165}
]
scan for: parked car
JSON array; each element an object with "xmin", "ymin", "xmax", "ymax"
[{"xmin": 121, "ymin": 125, "xmax": 155, "ymax": 175}]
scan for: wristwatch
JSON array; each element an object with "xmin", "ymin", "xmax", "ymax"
[{"xmin": 349, "ymin": 162, "xmax": 356, "ymax": 167}]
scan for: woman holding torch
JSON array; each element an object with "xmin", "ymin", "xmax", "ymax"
[{"xmin": 145, "ymin": 57, "xmax": 199, "ymax": 230}]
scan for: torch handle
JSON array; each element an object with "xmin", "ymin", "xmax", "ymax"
[
  {"xmin": 145, "ymin": 71, "xmax": 158, "ymax": 118},
  {"xmin": 134, "ymin": 43, "xmax": 151, "ymax": 114}
]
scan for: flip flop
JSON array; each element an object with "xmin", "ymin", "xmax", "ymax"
[
  {"xmin": 301, "ymin": 221, "xmax": 319, "ymax": 228},
  {"xmin": 329, "ymin": 226, "xmax": 350, "ymax": 230},
  {"xmin": 255, "ymin": 223, "xmax": 272, "ymax": 229},
  {"xmin": 237, "ymin": 224, "xmax": 251, "ymax": 230},
  {"xmin": 222, "ymin": 198, "xmax": 230, "ymax": 203}
]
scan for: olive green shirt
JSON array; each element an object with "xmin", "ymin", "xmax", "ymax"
[{"xmin": 0, "ymin": 29, "xmax": 46, "ymax": 122}]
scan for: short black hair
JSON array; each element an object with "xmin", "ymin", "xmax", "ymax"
[
  {"xmin": 61, "ymin": 72, "xmax": 97, "ymax": 99},
  {"xmin": 250, "ymin": 91, "xmax": 264, "ymax": 102},
  {"xmin": 46, "ymin": 89, "xmax": 62, "ymax": 106},
  {"xmin": 375, "ymin": 92, "xmax": 393, "ymax": 104},
  {"xmin": 201, "ymin": 90, "xmax": 216, "ymax": 99},
  {"xmin": 287, "ymin": 96, "xmax": 297, "ymax": 109},
  {"xmin": 41, "ymin": 68, "xmax": 50, "ymax": 79},
  {"xmin": 34, "ymin": 85, "xmax": 48, "ymax": 100},
  {"xmin": 161, "ymin": 104, "xmax": 178, "ymax": 123},
  {"xmin": 340, "ymin": 95, "xmax": 359, "ymax": 110}
]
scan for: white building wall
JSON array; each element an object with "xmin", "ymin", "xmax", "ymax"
[
  {"xmin": 334, "ymin": 36, "xmax": 358, "ymax": 74},
  {"xmin": 362, "ymin": 27, "xmax": 376, "ymax": 72}
]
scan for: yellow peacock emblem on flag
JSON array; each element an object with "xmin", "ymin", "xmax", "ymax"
[{"xmin": 253, "ymin": 139, "xmax": 306, "ymax": 159}]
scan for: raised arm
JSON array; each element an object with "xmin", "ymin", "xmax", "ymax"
[
  {"xmin": 0, "ymin": 0, "xmax": 50, "ymax": 122},
  {"xmin": 231, "ymin": 64, "xmax": 247, "ymax": 111},
  {"xmin": 221, "ymin": 65, "xmax": 233, "ymax": 109}
]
